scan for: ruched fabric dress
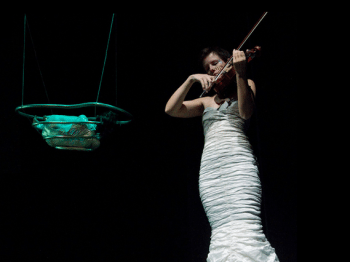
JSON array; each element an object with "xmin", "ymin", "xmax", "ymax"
[{"xmin": 199, "ymin": 100, "xmax": 279, "ymax": 262}]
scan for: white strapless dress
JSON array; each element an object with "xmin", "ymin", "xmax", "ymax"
[{"xmin": 199, "ymin": 100, "xmax": 279, "ymax": 262}]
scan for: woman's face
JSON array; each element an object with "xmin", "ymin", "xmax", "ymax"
[{"xmin": 203, "ymin": 52, "xmax": 225, "ymax": 76}]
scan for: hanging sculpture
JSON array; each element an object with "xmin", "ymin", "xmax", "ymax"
[{"xmin": 15, "ymin": 14, "xmax": 132, "ymax": 151}]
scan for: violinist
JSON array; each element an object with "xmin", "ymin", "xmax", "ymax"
[
  {"xmin": 165, "ymin": 47, "xmax": 256, "ymax": 119},
  {"xmin": 165, "ymin": 46, "xmax": 279, "ymax": 261}
]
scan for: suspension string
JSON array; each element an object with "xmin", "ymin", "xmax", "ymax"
[
  {"xmin": 22, "ymin": 14, "xmax": 26, "ymax": 107},
  {"xmin": 95, "ymin": 13, "xmax": 115, "ymax": 116},
  {"xmin": 22, "ymin": 14, "xmax": 41, "ymax": 135},
  {"xmin": 26, "ymin": 18, "xmax": 53, "ymax": 114}
]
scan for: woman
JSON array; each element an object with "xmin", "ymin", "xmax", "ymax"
[{"xmin": 165, "ymin": 47, "xmax": 279, "ymax": 261}]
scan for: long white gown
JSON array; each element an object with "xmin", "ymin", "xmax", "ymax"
[{"xmin": 199, "ymin": 100, "xmax": 279, "ymax": 262}]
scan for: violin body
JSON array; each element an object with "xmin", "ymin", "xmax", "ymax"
[{"xmin": 214, "ymin": 46, "xmax": 261, "ymax": 99}]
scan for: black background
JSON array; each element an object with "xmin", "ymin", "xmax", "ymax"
[{"xmin": 1, "ymin": 11, "xmax": 297, "ymax": 261}]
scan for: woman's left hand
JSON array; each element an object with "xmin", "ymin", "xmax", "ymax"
[{"xmin": 232, "ymin": 49, "xmax": 247, "ymax": 77}]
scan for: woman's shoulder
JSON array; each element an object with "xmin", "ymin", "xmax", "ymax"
[{"xmin": 201, "ymin": 95, "xmax": 221, "ymax": 110}]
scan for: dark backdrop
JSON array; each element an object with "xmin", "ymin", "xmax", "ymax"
[{"xmin": 1, "ymin": 12, "xmax": 297, "ymax": 262}]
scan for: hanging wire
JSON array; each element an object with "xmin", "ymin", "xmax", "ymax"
[
  {"xmin": 26, "ymin": 18, "xmax": 52, "ymax": 111},
  {"xmin": 22, "ymin": 14, "xmax": 41, "ymax": 135},
  {"xmin": 22, "ymin": 14, "xmax": 115, "ymax": 117},
  {"xmin": 22, "ymin": 14, "xmax": 26, "ymax": 107},
  {"xmin": 22, "ymin": 14, "xmax": 53, "ymax": 115},
  {"xmin": 95, "ymin": 13, "xmax": 115, "ymax": 116}
]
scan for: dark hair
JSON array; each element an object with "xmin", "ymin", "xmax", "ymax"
[{"xmin": 199, "ymin": 46, "xmax": 231, "ymax": 70}]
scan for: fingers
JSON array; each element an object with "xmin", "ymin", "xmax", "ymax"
[
  {"xmin": 191, "ymin": 74, "xmax": 215, "ymax": 93},
  {"xmin": 199, "ymin": 78, "xmax": 206, "ymax": 90},
  {"xmin": 202, "ymin": 75, "xmax": 215, "ymax": 93},
  {"xmin": 232, "ymin": 49, "xmax": 247, "ymax": 76},
  {"xmin": 232, "ymin": 49, "xmax": 246, "ymax": 62}
]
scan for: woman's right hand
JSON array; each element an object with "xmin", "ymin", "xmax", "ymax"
[{"xmin": 189, "ymin": 74, "xmax": 215, "ymax": 93}]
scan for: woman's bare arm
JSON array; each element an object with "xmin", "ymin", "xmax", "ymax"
[
  {"xmin": 232, "ymin": 50, "xmax": 257, "ymax": 120},
  {"xmin": 165, "ymin": 74, "xmax": 214, "ymax": 118}
]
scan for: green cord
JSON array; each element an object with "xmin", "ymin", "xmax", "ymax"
[
  {"xmin": 22, "ymin": 14, "xmax": 26, "ymax": 107},
  {"xmin": 21, "ymin": 14, "xmax": 116, "ymax": 116},
  {"xmin": 95, "ymin": 13, "xmax": 115, "ymax": 116}
]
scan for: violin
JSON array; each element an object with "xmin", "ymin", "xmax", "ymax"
[
  {"xmin": 199, "ymin": 12, "xmax": 268, "ymax": 99},
  {"xmin": 207, "ymin": 46, "xmax": 261, "ymax": 99}
]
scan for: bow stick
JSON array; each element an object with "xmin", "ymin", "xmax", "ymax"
[{"xmin": 200, "ymin": 11, "xmax": 268, "ymax": 98}]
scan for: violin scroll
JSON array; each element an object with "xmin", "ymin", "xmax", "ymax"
[{"xmin": 245, "ymin": 45, "xmax": 261, "ymax": 62}]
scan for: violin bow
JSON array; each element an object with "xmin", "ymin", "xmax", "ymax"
[{"xmin": 200, "ymin": 11, "xmax": 268, "ymax": 98}]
